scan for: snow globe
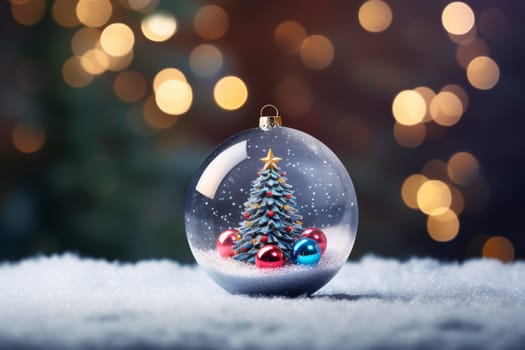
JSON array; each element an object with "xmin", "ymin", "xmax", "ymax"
[{"xmin": 185, "ymin": 105, "xmax": 358, "ymax": 296}]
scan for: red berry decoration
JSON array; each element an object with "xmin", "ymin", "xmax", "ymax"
[
  {"xmin": 216, "ymin": 229, "xmax": 239, "ymax": 257},
  {"xmin": 244, "ymin": 213, "xmax": 250, "ymax": 219},
  {"xmin": 301, "ymin": 228, "xmax": 327, "ymax": 253},
  {"xmin": 256, "ymin": 245, "xmax": 284, "ymax": 268},
  {"xmin": 267, "ymin": 210, "xmax": 274, "ymax": 218},
  {"xmin": 266, "ymin": 191, "xmax": 273, "ymax": 197},
  {"xmin": 285, "ymin": 194, "xmax": 292, "ymax": 199},
  {"xmin": 285, "ymin": 226, "xmax": 292, "ymax": 232},
  {"xmin": 261, "ymin": 235, "xmax": 268, "ymax": 243},
  {"xmin": 281, "ymin": 171, "xmax": 285, "ymax": 176}
]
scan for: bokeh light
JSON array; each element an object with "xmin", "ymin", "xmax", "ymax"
[
  {"xmin": 427, "ymin": 209, "xmax": 460, "ymax": 242},
  {"xmin": 76, "ymin": 0, "xmax": 113, "ymax": 28},
  {"xmin": 141, "ymin": 12, "xmax": 177, "ymax": 42},
  {"xmin": 274, "ymin": 20, "xmax": 307, "ymax": 54},
  {"xmin": 72, "ymin": 28, "xmax": 101, "ymax": 56},
  {"xmin": 62, "ymin": 56, "xmax": 93, "ymax": 88},
  {"xmin": 143, "ymin": 95, "xmax": 178, "ymax": 129},
  {"xmin": 401, "ymin": 174, "xmax": 428, "ymax": 209},
  {"xmin": 417, "ymin": 180, "xmax": 452, "ymax": 215},
  {"xmin": 114, "ymin": 71, "xmax": 147, "ymax": 103},
  {"xmin": 392, "ymin": 90, "xmax": 426, "ymax": 126},
  {"xmin": 393, "ymin": 122, "xmax": 426, "ymax": 148},
  {"xmin": 11, "ymin": 122, "xmax": 45, "ymax": 154},
  {"xmin": 430, "ymin": 91, "xmax": 463, "ymax": 127},
  {"xmin": 80, "ymin": 49, "xmax": 109, "ymax": 75},
  {"xmin": 441, "ymin": 84, "xmax": 469, "ymax": 112},
  {"xmin": 100, "ymin": 23, "xmax": 135, "ymax": 57},
  {"xmin": 300, "ymin": 35, "xmax": 335, "ymax": 70},
  {"xmin": 482, "ymin": 236, "xmax": 515, "ymax": 263},
  {"xmin": 358, "ymin": 0, "xmax": 393, "ymax": 33},
  {"xmin": 466, "ymin": 56, "xmax": 500, "ymax": 90},
  {"xmin": 10, "ymin": 0, "xmax": 46, "ymax": 26},
  {"xmin": 441, "ymin": 2, "xmax": 475, "ymax": 35},
  {"xmin": 155, "ymin": 80, "xmax": 193, "ymax": 115},
  {"xmin": 189, "ymin": 44, "xmax": 224, "ymax": 78},
  {"xmin": 447, "ymin": 151, "xmax": 480, "ymax": 186},
  {"xmin": 194, "ymin": 5, "xmax": 229, "ymax": 40},
  {"xmin": 414, "ymin": 86, "xmax": 436, "ymax": 123},
  {"xmin": 213, "ymin": 76, "xmax": 248, "ymax": 111},
  {"xmin": 153, "ymin": 68, "xmax": 187, "ymax": 92},
  {"xmin": 274, "ymin": 76, "xmax": 313, "ymax": 117},
  {"xmin": 52, "ymin": 0, "xmax": 81, "ymax": 28}
]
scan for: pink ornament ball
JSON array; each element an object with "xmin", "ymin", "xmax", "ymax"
[
  {"xmin": 301, "ymin": 228, "xmax": 327, "ymax": 253},
  {"xmin": 255, "ymin": 245, "xmax": 284, "ymax": 268},
  {"xmin": 216, "ymin": 229, "xmax": 238, "ymax": 257}
]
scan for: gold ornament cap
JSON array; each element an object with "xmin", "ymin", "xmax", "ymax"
[{"xmin": 259, "ymin": 104, "xmax": 282, "ymax": 130}]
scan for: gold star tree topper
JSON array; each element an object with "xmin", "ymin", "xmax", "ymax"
[{"xmin": 260, "ymin": 148, "xmax": 282, "ymax": 171}]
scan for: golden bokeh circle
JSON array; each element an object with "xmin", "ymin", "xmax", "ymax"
[
  {"xmin": 358, "ymin": 0, "xmax": 393, "ymax": 33},
  {"xmin": 300, "ymin": 35, "xmax": 335, "ymax": 70},
  {"xmin": 100, "ymin": 23, "xmax": 135, "ymax": 57},
  {"xmin": 482, "ymin": 236, "xmax": 515, "ymax": 263},
  {"xmin": 427, "ymin": 209, "xmax": 460, "ymax": 242},
  {"xmin": 466, "ymin": 56, "xmax": 500, "ymax": 90},
  {"xmin": 441, "ymin": 2, "xmax": 475, "ymax": 35},
  {"xmin": 155, "ymin": 80, "xmax": 193, "ymax": 116},
  {"xmin": 392, "ymin": 90, "xmax": 426, "ymax": 126},
  {"xmin": 401, "ymin": 174, "xmax": 428, "ymax": 209},
  {"xmin": 417, "ymin": 180, "xmax": 452, "ymax": 215},
  {"xmin": 213, "ymin": 76, "xmax": 248, "ymax": 111},
  {"xmin": 12, "ymin": 122, "xmax": 45, "ymax": 154},
  {"xmin": 194, "ymin": 5, "xmax": 229, "ymax": 40}
]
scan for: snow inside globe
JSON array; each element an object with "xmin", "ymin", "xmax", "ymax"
[{"xmin": 185, "ymin": 105, "xmax": 358, "ymax": 296}]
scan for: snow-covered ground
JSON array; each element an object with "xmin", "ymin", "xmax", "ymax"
[{"xmin": 0, "ymin": 254, "xmax": 524, "ymax": 349}]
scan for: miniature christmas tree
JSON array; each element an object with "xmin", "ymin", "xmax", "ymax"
[{"xmin": 232, "ymin": 149, "xmax": 303, "ymax": 264}]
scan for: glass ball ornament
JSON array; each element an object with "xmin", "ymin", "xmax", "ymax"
[
  {"xmin": 301, "ymin": 227, "xmax": 327, "ymax": 253},
  {"xmin": 292, "ymin": 238, "xmax": 322, "ymax": 265},
  {"xmin": 185, "ymin": 105, "xmax": 358, "ymax": 296},
  {"xmin": 256, "ymin": 245, "xmax": 285, "ymax": 268}
]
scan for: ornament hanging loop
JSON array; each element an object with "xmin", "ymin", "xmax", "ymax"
[{"xmin": 259, "ymin": 104, "xmax": 282, "ymax": 130}]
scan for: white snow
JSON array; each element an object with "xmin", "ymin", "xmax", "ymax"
[{"xmin": 0, "ymin": 254, "xmax": 524, "ymax": 349}]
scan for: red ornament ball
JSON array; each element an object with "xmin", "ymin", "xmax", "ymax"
[
  {"xmin": 216, "ymin": 229, "xmax": 238, "ymax": 257},
  {"xmin": 261, "ymin": 235, "xmax": 268, "ymax": 243},
  {"xmin": 256, "ymin": 245, "xmax": 284, "ymax": 268},
  {"xmin": 285, "ymin": 226, "xmax": 292, "ymax": 232},
  {"xmin": 301, "ymin": 228, "xmax": 327, "ymax": 253},
  {"xmin": 281, "ymin": 171, "xmax": 285, "ymax": 176},
  {"xmin": 267, "ymin": 210, "xmax": 274, "ymax": 218},
  {"xmin": 285, "ymin": 194, "xmax": 292, "ymax": 199},
  {"xmin": 243, "ymin": 213, "xmax": 250, "ymax": 219},
  {"xmin": 266, "ymin": 191, "xmax": 273, "ymax": 197}
]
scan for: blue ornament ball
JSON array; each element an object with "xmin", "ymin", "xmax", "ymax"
[{"xmin": 292, "ymin": 238, "xmax": 322, "ymax": 265}]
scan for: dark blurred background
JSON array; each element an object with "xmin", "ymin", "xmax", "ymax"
[{"xmin": 1, "ymin": 0, "xmax": 523, "ymax": 263}]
